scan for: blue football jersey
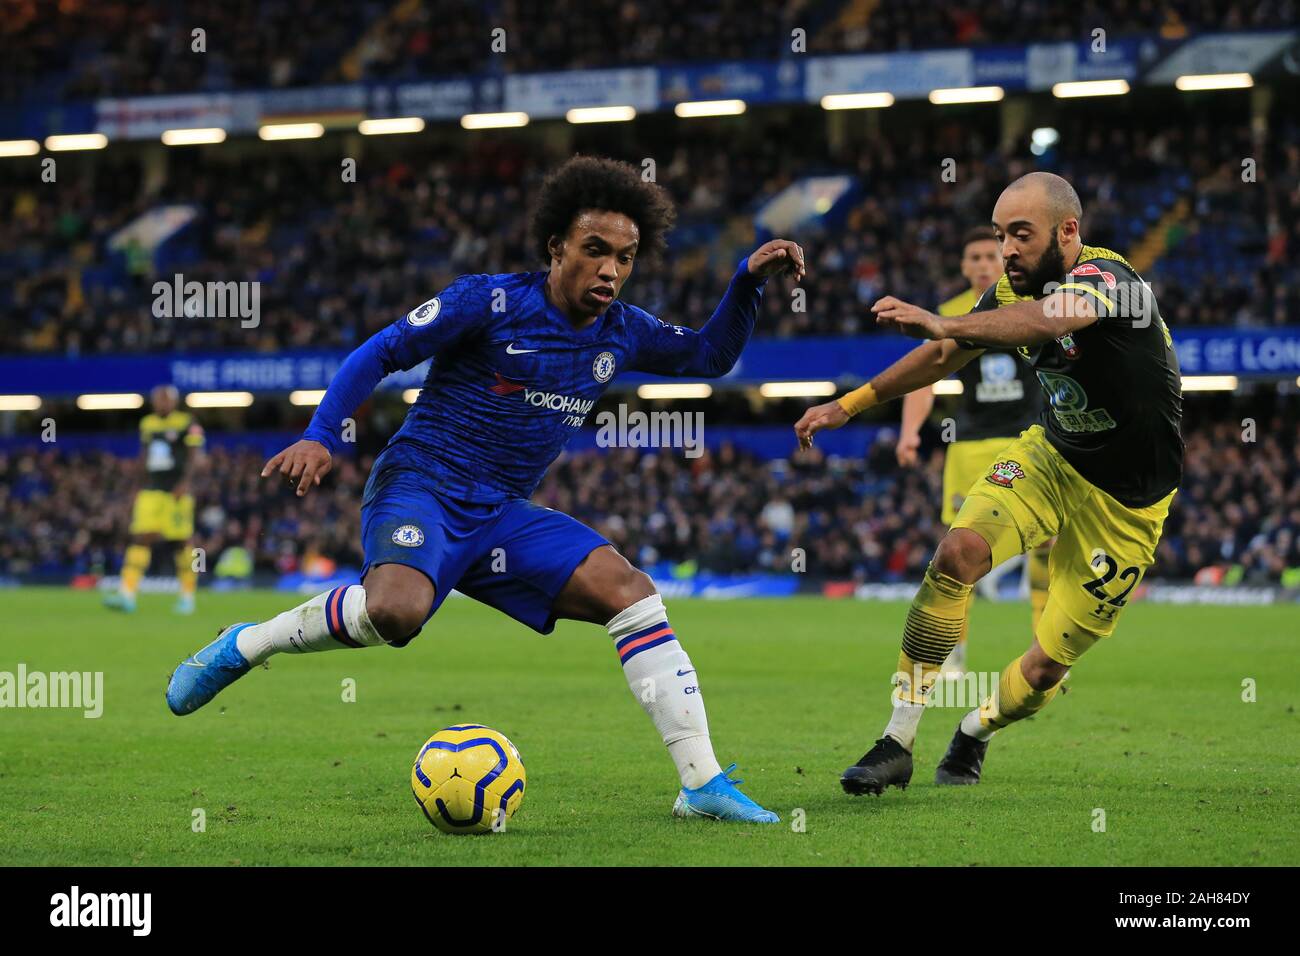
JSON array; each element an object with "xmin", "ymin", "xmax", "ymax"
[{"xmin": 304, "ymin": 259, "xmax": 767, "ymax": 502}]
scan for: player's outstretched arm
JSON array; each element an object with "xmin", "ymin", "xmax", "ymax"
[
  {"xmin": 292, "ymin": 332, "xmax": 397, "ymax": 475},
  {"xmin": 274, "ymin": 328, "xmax": 413, "ymax": 497},
  {"xmin": 872, "ymin": 292, "xmax": 1097, "ymax": 347},
  {"xmin": 630, "ymin": 240, "xmax": 804, "ymax": 379},
  {"xmin": 794, "ymin": 338, "xmax": 978, "ymax": 450},
  {"xmin": 287, "ymin": 276, "xmax": 491, "ymax": 494}
]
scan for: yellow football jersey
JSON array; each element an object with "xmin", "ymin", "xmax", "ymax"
[{"xmin": 139, "ymin": 411, "xmax": 204, "ymax": 491}]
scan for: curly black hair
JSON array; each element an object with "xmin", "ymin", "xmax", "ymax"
[{"xmin": 530, "ymin": 155, "xmax": 677, "ymax": 263}]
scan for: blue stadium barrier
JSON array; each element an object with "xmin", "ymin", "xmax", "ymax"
[{"xmin": 3, "ymin": 327, "xmax": 1299, "ymax": 396}]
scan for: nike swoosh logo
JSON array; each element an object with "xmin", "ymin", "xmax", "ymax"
[
  {"xmin": 181, "ymin": 633, "xmax": 229, "ymax": 668},
  {"xmin": 676, "ymin": 669, "xmax": 695, "ymax": 677},
  {"xmin": 181, "ymin": 651, "xmax": 211, "ymax": 669},
  {"xmin": 506, "ymin": 343, "xmax": 538, "ymax": 354}
]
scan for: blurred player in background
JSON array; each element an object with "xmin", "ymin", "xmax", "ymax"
[
  {"xmin": 104, "ymin": 384, "xmax": 205, "ymax": 615},
  {"xmin": 796, "ymin": 172, "xmax": 1182, "ymax": 794},
  {"xmin": 165, "ymin": 156, "xmax": 805, "ymax": 823},
  {"xmin": 895, "ymin": 226, "xmax": 1049, "ymax": 679}
]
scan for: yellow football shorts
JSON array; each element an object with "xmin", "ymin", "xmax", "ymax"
[
  {"xmin": 949, "ymin": 425, "xmax": 1175, "ymax": 665},
  {"xmin": 942, "ymin": 436, "xmax": 1018, "ymax": 525},
  {"xmin": 129, "ymin": 489, "xmax": 195, "ymax": 541}
]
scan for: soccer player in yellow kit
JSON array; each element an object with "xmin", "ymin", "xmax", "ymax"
[
  {"xmin": 795, "ymin": 172, "xmax": 1182, "ymax": 792},
  {"xmin": 105, "ymin": 385, "xmax": 205, "ymax": 614},
  {"xmin": 896, "ymin": 226, "xmax": 1049, "ymax": 679}
]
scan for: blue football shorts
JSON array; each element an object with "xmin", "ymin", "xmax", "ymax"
[{"xmin": 359, "ymin": 451, "xmax": 610, "ymax": 641}]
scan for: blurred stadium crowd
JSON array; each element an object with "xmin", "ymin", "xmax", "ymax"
[
  {"xmin": 4, "ymin": 102, "xmax": 1298, "ymax": 355},
  {"xmin": 4, "ymin": 409, "xmax": 1298, "ymax": 585},
  {"xmin": 4, "ymin": 0, "xmax": 1294, "ymax": 100}
]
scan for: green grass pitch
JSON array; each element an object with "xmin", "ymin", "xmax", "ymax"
[{"xmin": 1, "ymin": 587, "xmax": 1296, "ymax": 866}]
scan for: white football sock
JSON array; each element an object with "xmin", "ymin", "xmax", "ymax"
[
  {"xmin": 960, "ymin": 706, "xmax": 997, "ymax": 741},
  {"xmin": 883, "ymin": 701, "xmax": 926, "ymax": 752},
  {"xmin": 236, "ymin": 585, "xmax": 385, "ymax": 665},
  {"xmin": 608, "ymin": 594, "xmax": 722, "ymax": 789},
  {"xmin": 941, "ymin": 641, "xmax": 967, "ymax": 672}
]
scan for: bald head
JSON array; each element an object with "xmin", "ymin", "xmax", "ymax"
[
  {"xmin": 1002, "ymin": 172, "xmax": 1082, "ymax": 226},
  {"xmin": 151, "ymin": 384, "xmax": 179, "ymax": 415},
  {"xmin": 992, "ymin": 172, "xmax": 1084, "ymax": 296}
]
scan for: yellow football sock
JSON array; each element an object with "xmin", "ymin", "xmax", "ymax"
[
  {"xmin": 885, "ymin": 564, "xmax": 974, "ymax": 749},
  {"xmin": 979, "ymin": 654, "xmax": 1062, "ymax": 731},
  {"xmin": 175, "ymin": 547, "xmax": 197, "ymax": 598},
  {"xmin": 957, "ymin": 590, "xmax": 974, "ymax": 659},
  {"xmin": 1027, "ymin": 544, "xmax": 1051, "ymax": 634},
  {"xmin": 121, "ymin": 544, "xmax": 151, "ymax": 597},
  {"xmin": 896, "ymin": 564, "xmax": 973, "ymax": 705}
]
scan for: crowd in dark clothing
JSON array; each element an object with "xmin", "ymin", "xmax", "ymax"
[
  {"xmin": 5, "ymin": 105, "xmax": 1297, "ymax": 356},
  {"xmin": 4, "ymin": 414, "xmax": 1297, "ymax": 585},
  {"xmin": 6, "ymin": 1, "xmax": 1291, "ymax": 101}
]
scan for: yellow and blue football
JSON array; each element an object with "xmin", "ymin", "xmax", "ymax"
[{"xmin": 411, "ymin": 724, "xmax": 526, "ymax": 834}]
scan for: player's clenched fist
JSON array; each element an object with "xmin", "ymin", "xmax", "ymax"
[
  {"xmin": 895, "ymin": 431, "xmax": 922, "ymax": 467},
  {"xmin": 262, "ymin": 439, "xmax": 332, "ymax": 497},
  {"xmin": 872, "ymin": 296, "xmax": 948, "ymax": 340},
  {"xmin": 794, "ymin": 400, "xmax": 850, "ymax": 450},
  {"xmin": 747, "ymin": 239, "xmax": 806, "ymax": 282}
]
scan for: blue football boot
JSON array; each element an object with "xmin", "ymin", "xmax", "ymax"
[
  {"xmin": 166, "ymin": 623, "xmax": 255, "ymax": 716},
  {"xmin": 103, "ymin": 591, "xmax": 136, "ymax": 613},
  {"xmin": 672, "ymin": 763, "xmax": 780, "ymax": 823}
]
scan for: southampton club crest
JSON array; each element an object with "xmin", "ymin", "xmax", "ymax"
[
  {"xmin": 986, "ymin": 460, "xmax": 1026, "ymax": 488},
  {"xmin": 592, "ymin": 351, "xmax": 616, "ymax": 383},
  {"xmin": 392, "ymin": 525, "xmax": 425, "ymax": 547}
]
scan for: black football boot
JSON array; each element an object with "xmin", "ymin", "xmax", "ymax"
[
  {"xmin": 933, "ymin": 722, "xmax": 989, "ymax": 785},
  {"xmin": 841, "ymin": 736, "xmax": 914, "ymax": 796}
]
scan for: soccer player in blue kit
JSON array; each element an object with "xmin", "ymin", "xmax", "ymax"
[{"xmin": 166, "ymin": 156, "xmax": 804, "ymax": 823}]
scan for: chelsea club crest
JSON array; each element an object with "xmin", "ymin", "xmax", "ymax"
[
  {"xmin": 592, "ymin": 351, "xmax": 615, "ymax": 383},
  {"xmin": 392, "ymin": 525, "xmax": 425, "ymax": 547}
]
